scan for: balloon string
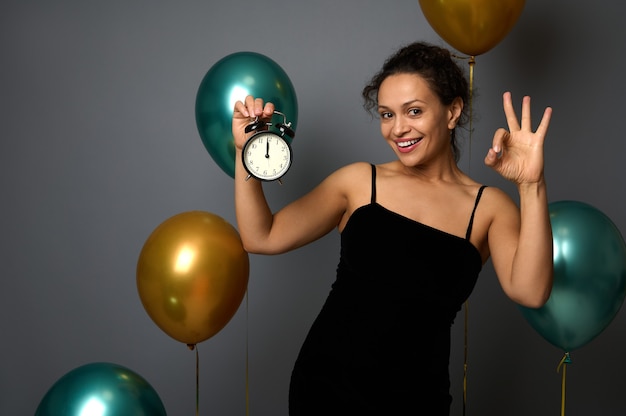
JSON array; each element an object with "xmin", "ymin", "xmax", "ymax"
[
  {"xmin": 186, "ymin": 343, "xmax": 200, "ymax": 416},
  {"xmin": 557, "ymin": 352, "xmax": 571, "ymax": 416},
  {"xmin": 468, "ymin": 55, "xmax": 475, "ymax": 173},
  {"xmin": 196, "ymin": 346, "xmax": 200, "ymax": 416},
  {"xmin": 462, "ymin": 55, "xmax": 475, "ymax": 416},
  {"xmin": 462, "ymin": 300, "xmax": 469, "ymax": 416},
  {"xmin": 246, "ymin": 290, "xmax": 250, "ymax": 416}
]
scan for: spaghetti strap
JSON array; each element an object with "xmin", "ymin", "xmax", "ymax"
[
  {"xmin": 370, "ymin": 163, "xmax": 377, "ymax": 204},
  {"xmin": 465, "ymin": 185, "xmax": 487, "ymax": 240}
]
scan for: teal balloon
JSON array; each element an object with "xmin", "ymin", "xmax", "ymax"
[
  {"xmin": 195, "ymin": 51, "xmax": 298, "ymax": 178},
  {"xmin": 520, "ymin": 200, "xmax": 626, "ymax": 351},
  {"xmin": 35, "ymin": 362, "xmax": 167, "ymax": 416}
]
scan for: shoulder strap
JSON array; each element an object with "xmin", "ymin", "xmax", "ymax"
[
  {"xmin": 465, "ymin": 185, "xmax": 488, "ymax": 240},
  {"xmin": 370, "ymin": 164, "xmax": 377, "ymax": 204}
]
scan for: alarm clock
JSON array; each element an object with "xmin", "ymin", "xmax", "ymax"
[{"xmin": 242, "ymin": 110, "xmax": 295, "ymax": 182}]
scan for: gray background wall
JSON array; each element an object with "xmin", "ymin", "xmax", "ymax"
[{"xmin": 1, "ymin": 1, "xmax": 625, "ymax": 415}]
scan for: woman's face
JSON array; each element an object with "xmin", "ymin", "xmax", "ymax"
[{"xmin": 377, "ymin": 73, "xmax": 461, "ymax": 166}]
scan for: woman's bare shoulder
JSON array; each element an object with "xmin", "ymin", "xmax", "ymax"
[
  {"xmin": 324, "ymin": 162, "xmax": 376, "ymax": 230},
  {"xmin": 479, "ymin": 186, "xmax": 520, "ymax": 221},
  {"xmin": 308, "ymin": 161, "xmax": 374, "ymax": 206},
  {"xmin": 320, "ymin": 161, "xmax": 373, "ymax": 190},
  {"xmin": 330, "ymin": 161, "xmax": 374, "ymax": 178}
]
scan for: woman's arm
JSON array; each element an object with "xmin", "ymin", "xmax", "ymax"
[
  {"xmin": 232, "ymin": 96, "xmax": 348, "ymax": 255},
  {"xmin": 485, "ymin": 92, "xmax": 554, "ymax": 308}
]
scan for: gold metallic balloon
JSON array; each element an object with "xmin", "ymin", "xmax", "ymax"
[
  {"xmin": 137, "ymin": 211, "xmax": 249, "ymax": 346},
  {"xmin": 419, "ymin": 0, "xmax": 525, "ymax": 56}
]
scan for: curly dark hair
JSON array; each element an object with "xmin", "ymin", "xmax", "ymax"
[{"xmin": 362, "ymin": 42, "xmax": 470, "ymax": 162}]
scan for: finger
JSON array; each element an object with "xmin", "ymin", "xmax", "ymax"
[
  {"xmin": 535, "ymin": 106, "xmax": 553, "ymax": 137},
  {"xmin": 262, "ymin": 102, "xmax": 275, "ymax": 118},
  {"xmin": 490, "ymin": 128, "xmax": 508, "ymax": 154},
  {"xmin": 502, "ymin": 92, "xmax": 520, "ymax": 131},
  {"xmin": 241, "ymin": 95, "xmax": 275, "ymax": 120},
  {"xmin": 520, "ymin": 95, "xmax": 532, "ymax": 131},
  {"xmin": 253, "ymin": 97, "xmax": 265, "ymax": 116},
  {"xmin": 243, "ymin": 95, "xmax": 259, "ymax": 116},
  {"xmin": 233, "ymin": 100, "xmax": 249, "ymax": 117},
  {"xmin": 484, "ymin": 147, "xmax": 500, "ymax": 168}
]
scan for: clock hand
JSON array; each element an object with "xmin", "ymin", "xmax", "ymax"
[{"xmin": 265, "ymin": 138, "xmax": 270, "ymax": 158}]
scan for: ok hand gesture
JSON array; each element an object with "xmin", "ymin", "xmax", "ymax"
[{"xmin": 484, "ymin": 92, "xmax": 553, "ymax": 185}]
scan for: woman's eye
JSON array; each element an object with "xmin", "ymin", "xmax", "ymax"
[
  {"xmin": 379, "ymin": 112, "xmax": 392, "ymax": 119},
  {"xmin": 409, "ymin": 108, "xmax": 421, "ymax": 116}
]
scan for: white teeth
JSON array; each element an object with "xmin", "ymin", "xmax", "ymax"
[{"xmin": 398, "ymin": 139, "xmax": 419, "ymax": 148}]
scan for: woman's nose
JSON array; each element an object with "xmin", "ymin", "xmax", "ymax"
[{"xmin": 392, "ymin": 117, "xmax": 409, "ymax": 136}]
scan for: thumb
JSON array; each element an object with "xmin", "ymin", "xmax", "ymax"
[
  {"xmin": 484, "ymin": 147, "xmax": 500, "ymax": 169},
  {"xmin": 484, "ymin": 129, "xmax": 507, "ymax": 168}
]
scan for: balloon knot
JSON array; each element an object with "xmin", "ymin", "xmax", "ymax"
[
  {"xmin": 187, "ymin": 344, "xmax": 196, "ymax": 351},
  {"xmin": 557, "ymin": 352, "xmax": 572, "ymax": 373}
]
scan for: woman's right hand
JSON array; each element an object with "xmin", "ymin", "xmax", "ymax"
[{"xmin": 232, "ymin": 95, "xmax": 275, "ymax": 150}]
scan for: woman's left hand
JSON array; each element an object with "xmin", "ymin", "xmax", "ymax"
[{"xmin": 484, "ymin": 92, "xmax": 553, "ymax": 185}]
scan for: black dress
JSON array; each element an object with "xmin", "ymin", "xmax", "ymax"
[{"xmin": 289, "ymin": 164, "xmax": 486, "ymax": 415}]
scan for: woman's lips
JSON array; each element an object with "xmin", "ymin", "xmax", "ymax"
[{"xmin": 396, "ymin": 138, "xmax": 422, "ymax": 153}]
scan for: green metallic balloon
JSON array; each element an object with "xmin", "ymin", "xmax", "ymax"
[
  {"xmin": 35, "ymin": 362, "xmax": 167, "ymax": 416},
  {"xmin": 520, "ymin": 200, "xmax": 626, "ymax": 351},
  {"xmin": 195, "ymin": 52, "xmax": 298, "ymax": 178}
]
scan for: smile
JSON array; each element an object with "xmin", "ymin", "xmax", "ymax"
[{"xmin": 397, "ymin": 138, "xmax": 421, "ymax": 148}]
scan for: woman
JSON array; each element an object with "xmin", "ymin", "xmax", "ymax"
[{"xmin": 232, "ymin": 42, "xmax": 553, "ymax": 415}]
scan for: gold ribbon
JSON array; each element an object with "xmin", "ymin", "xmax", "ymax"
[
  {"xmin": 185, "ymin": 343, "xmax": 200, "ymax": 416},
  {"xmin": 187, "ymin": 293, "xmax": 248, "ymax": 416},
  {"xmin": 246, "ymin": 290, "xmax": 250, "ymax": 416},
  {"xmin": 186, "ymin": 291, "xmax": 249, "ymax": 416},
  {"xmin": 468, "ymin": 55, "xmax": 475, "ymax": 172},
  {"xmin": 557, "ymin": 352, "xmax": 571, "ymax": 416},
  {"xmin": 196, "ymin": 346, "xmax": 199, "ymax": 416},
  {"xmin": 463, "ymin": 300, "xmax": 469, "ymax": 416},
  {"xmin": 455, "ymin": 54, "xmax": 476, "ymax": 416}
]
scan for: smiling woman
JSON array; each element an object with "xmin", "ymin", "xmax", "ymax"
[
  {"xmin": 229, "ymin": 41, "xmax": 553, "ymax": 415},
  {"xmin": 376, "ymin": 73, "xmax": 462, "ymax": 161},
  {"xmin": 363, "ymin": 42, "xmax": 470, "ymax": 164}
]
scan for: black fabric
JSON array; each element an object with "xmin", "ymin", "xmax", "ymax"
[{"xmin": 289, "ymin": 165, "xmax": 485, "ymax": 415}]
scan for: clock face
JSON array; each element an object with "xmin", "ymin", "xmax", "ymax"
[{"xmin": 242, "ymin": 132, "xmax": 292, "ymax": 181}]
